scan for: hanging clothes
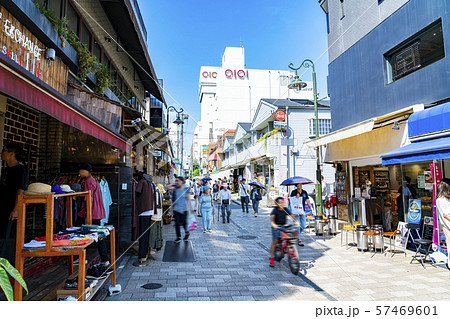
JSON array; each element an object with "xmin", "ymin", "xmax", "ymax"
[
  {"xmin": 100, "ymin": 178, "xmax": 113, "ymax": 226},
  {"xmin": 149, "ymin": 185, "xmax": 163, "ymax": 250}
]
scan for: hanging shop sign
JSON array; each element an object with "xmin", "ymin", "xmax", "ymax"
[
  {"xmin": 153, "ymin": 150, "xmax": 162, "ymax": 157},
  {"xmin": 408, "ymin": 199, "xmax": 422, "ymax": 224}
]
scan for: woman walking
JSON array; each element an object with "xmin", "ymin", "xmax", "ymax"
[
  {"xmin": 436, "ymin": 178, "xmax": 450, "ymax": 269},
  {"xmin": 198, "ymin": 185, "xmax": 215, "ymax": 233},
  {"xmin": 168, "ymin": 176, "xmax": 194, "ymax": 243},
  {"xmin": 250, "ymin": 184, "xmax": 261, "ymax": 217}
]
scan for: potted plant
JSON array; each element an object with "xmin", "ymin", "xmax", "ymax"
[{"xmin": 0, "ymin": 258, "xmax": 28, "ymax": 301}]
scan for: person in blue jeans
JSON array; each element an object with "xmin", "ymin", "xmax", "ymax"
[
  {"xmin": 290, "ymin": 183, "xmax": 313, "ymax": 246},
  {"xmin": 250, "ymin": 184, "xmax": 261, "ymax": 217},
  {"xmin": 218, "ymin": 183, "xmax": 232, "ymax": 223},
  {"xmin": 198, "ymin": 185, "xmax": 215, "ymax": 233},
  {"xmin": 239, "ymin": 178, "xmax": 250, "ymax": 214}
]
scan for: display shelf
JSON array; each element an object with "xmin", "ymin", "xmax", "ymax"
[{"xmin": 14, "ymin": 191, "xmax": 116, "ymax": 301}]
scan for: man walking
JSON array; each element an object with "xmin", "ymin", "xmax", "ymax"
[
  {"xmin": 168, "ymin": 176, "xmax": 194, "ymax": 243},
  {"xmin": 239, "ymin": 178, "xmax": 250, "ymax": 214},
  {"xmin": 218, "ymin": 183, "xmax": 232, "ymax": 223}
]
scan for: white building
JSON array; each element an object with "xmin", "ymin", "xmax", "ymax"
[
  {"xmin": 192, "ymin": 47, "xmax": 313, "ymax": 166},
  {"xmin": 220, "ymin": 99, "xmax": 335, "ymax": 193}
]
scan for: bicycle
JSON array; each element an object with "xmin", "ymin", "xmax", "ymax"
[{"xmin": 274, "ymin": 224, "xmax": 300, "ymax": 275}]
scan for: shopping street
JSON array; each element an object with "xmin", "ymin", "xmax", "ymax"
[{"xmin": 102, "ymin": 199, "xmax": 450, "ymax": 301}]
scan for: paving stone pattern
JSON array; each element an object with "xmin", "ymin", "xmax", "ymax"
[{"xmin": 112, "ymin": 199, "xmax": 449, "ymax": 301}]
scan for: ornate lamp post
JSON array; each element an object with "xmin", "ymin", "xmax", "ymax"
[
  {"xmin": 167, "ymin": 106, "xmax": 184, "ymax": 176},
  {"xmin": 288, "ymin": 59, "xmax": 323, "ymax": 217}
]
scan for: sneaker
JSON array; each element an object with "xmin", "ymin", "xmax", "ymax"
[
  {"xmin": 297, "ymin": 240, "xmax": 305, "ymax": 247},
  {"xmin": 207, "ymin": 229, "xmax": 212, "ymax": 233},
  {"xmin": 269, "ymin": 258, "xmax": 275, "ymax": 267},
  {"xmin": 174, "ymin": 238, "xmax": 181, "ymax": 244},
  {"xmin": 184, "ymin": 232, "xmax": 190, "ymax": 241},
  {"xmin": 203, "ymin": 230, "xmax": 207, "ymax": 233},
  {"xmin": 254, "ymin": 214, "xmax": 257, "ymax": 218},
  {"xmin": 86, "ymin": 267, "xmax": 107, "ymax": 280},
  {"xmin": 94, "ymin": 264, "xmax": 113, "ymax": 274}
]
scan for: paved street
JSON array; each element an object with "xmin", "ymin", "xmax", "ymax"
[{"xmin": 106, "ymin": 201, "xmax": 450, "ymax": 301}]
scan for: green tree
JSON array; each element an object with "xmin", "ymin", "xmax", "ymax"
[
  {"xmin": 192, "ymin": 168, "xmax": 200, "ymax": 177},
  {"xmin": 192, "ymin": 158, "xmax": 200, "ymax": 171}
]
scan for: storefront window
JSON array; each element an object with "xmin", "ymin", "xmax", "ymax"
[{"xmin": 401, "ymin": 162, "xmax": 434, "ymax": 221}]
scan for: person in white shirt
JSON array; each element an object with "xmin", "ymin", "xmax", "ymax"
[
  {"xmin": 194, "ymin": 180, "xmax": 202, "ymax": 215},
  {"xmin": 436, "ymin": 178, "xmax": 450, "ymax": 269},
  {"xmin": 239, "ymin": 178, "xmax": 250, "ymax": 214},
  {"xmin": 218, "ymin": 183, "xmax": 232, "ymax": 223}
]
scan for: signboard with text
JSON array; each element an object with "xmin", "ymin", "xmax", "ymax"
[
  {"xmin": 274, "ymin": 110, "xmax": 286, "ymax": 122},
  {"xmin": 408, "ymin": 199, "xmax": 422, "ymax": 224}
]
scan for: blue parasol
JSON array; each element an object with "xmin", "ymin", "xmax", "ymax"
[
  {"xmin": 201, "ymin": 177, "xmax": 212, "ymax": 181},
  {"xmin": 280, "ymin": 176, "xmax": 314, "ymax": 186},
  {"xmin": 249, "ymin": 181, "xmax": 266, "ymax": 189}
]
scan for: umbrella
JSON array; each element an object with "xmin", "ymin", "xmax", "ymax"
[
  {"xmin": 280, "ymin": 176, "xmax": 314, "ymax": 186},
  {"xmin": 201, "ymin": 177, "xmax": 212, "ymax": 181},
  {"xmin": 249, "ymin": 181, "xmax": 266, "ymax": 189}
]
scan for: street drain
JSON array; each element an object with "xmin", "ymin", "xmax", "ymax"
[
  {"xmin": 237, "ymin": 235, "xmax": 257, "ymax": 240},
  {"xmin": 142, "ymin": 283, "xmax": 163, "ymax": 290}
]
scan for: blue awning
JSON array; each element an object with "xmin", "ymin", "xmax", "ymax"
[
  {"xmin": 381, "ymin": 136, "xmax": 450, "ymax": 165},
  {"xmin": 409, "ymin": 102, "xmax": 450, "ymax": 137}
]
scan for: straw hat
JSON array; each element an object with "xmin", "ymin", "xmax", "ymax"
[{"xmin": 24, "ymin": 183, "xmax": 53, "ymax": 196}]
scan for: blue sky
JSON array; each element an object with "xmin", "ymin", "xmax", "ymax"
[{"xmin": 138, "ymin": 0, "xmax": 329, "ymax": 153}]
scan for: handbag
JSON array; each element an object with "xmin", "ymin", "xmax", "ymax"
[
  {"xmin": 186, "ymin": 212, "xmax": 197, "ymax": 231},
  {"xmin": 255, "ymin": 192, "xmax": 262, "ymax": 201},
  {"xmin": 0, "ymin": 221, "xmax": 16, "ymax": 265}
]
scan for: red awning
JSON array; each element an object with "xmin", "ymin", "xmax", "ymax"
[{"xmin": 0, "ymin": 59, "xmax": 130, "ymax": 152}]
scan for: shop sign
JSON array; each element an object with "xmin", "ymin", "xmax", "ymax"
[
  {"xmin": 274, "ymin": 110, "xmax": 286, "ymax": 121},
  {"xmin": 0, "ymin": 10, "xmax": 43, "ymax": 78},
  {"xmin": 202, "ymin": 71, "xmax": 217, "ymax": 79},
  {"xmin": 153, "ymin": 150, "xmax": 162, "ymax": 157},
  {"xmin": 225, "ymin": 69, "xmax": 249, "ymax": 79},
  {"xmin": 408, "ymin": 199, "xmax": 422, "ymax": 224}
]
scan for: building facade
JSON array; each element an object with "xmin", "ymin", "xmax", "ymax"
[
  {"xmin": 192, "ymin": 46, "xmax": 313, "ymax": 167},
  {"xmin": 314, "ymin": 0, "xmax": 450, "ymax": 233},
  {"xmin": 0, "ymin": 0, "xmax": 170, "ymax": 249}
]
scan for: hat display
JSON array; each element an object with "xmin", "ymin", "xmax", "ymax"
[
  {"xmin": 51, "ymin": 184, "xmax": 66, "ymax": 195},
  {"xmin": 60, "ymin": 184, "xmax": 75, "ymax": 193},
  {"xmin": 69, "ymin": 183, "xmax": 82, "ymax": 192},
  {"xmin": 24, "ymin": 183, "xmax": 53, "ymax": 196}
]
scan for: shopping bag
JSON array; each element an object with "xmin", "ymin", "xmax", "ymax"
[
  {"xmin": 0, "ymin": 221, "xmax": 16, "ymax": 265},
  {"xmin": 187, "ymin": 212, "xmax": 197, "ymax": 231}
]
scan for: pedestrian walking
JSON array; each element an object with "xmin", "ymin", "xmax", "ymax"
[
  {"xmin": 239, "ymin": 178, "xmax": 250, "ymax": 214},
  {"xmin": 198, "ymin": 185, "xmax": 215, "ymax": 233},
  {"xmin": 167, "ymin": 176, "xmax": 194, "ymax": 244},
  {"xmin": 250, "ymin": 184, "xmax": 262, "ymax": 217},
  {"xmin": 194, "ymin": 180, "xmax": 202, "ymax": 216},
  {"xmin": 436, "ymin": 178, "xmax": 450, "ymax": 269},
  {"xmin": 289, "ymin": 183, "xmax": 313, "ymax": 246},
  {"xmin": 212, "ymin": 181, "xmax": 219, "ymax": 200},
  {"xmin": 218, "ymin": 183, "xmax": 232, "ymax": 223}
]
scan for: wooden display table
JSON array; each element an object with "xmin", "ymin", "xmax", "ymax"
[{"xmin": 14, "ymin": 191, "xmax": 116, "ymax": 301}]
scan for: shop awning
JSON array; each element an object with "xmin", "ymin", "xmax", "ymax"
[
  {"xmin": 304, "ymin": 118, "xmax": 375, "ymax": 148},
  {"xmin": 0, "ymin": 57, "xmax": 130, "ymax": 152},
  {"xmin": 381, "ymin": 136, "xmax": 450, "ymax": 165},
  {"xmin": 408, "ymin": 102, "xmax": 450, "ymax": 138}
]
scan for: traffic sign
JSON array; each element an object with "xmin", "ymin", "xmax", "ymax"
[{"xmin": 274, "ymin": 110, "xmax": 286, "ymax": 121}]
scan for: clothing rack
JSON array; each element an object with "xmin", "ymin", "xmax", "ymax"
[{"xmin": 14, "ymin": 191, "xmax": 117, "ymax": 301}]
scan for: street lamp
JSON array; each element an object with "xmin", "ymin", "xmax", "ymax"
[
  {"xmin": 288, "ymin": 59, "xmax": 323, "ymax": 217},
  {"xmin": 167, "ymin": 106, "xmax": 184, "ymax": 176}
]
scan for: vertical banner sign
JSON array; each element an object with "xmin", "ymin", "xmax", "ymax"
[
  {"xmin": 430, "ymin": 161, "xmax": 442, "ymax": 248},
  {"xmin": 408, "ymin": 199, "xmax": 422, "ymax": 224}
]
